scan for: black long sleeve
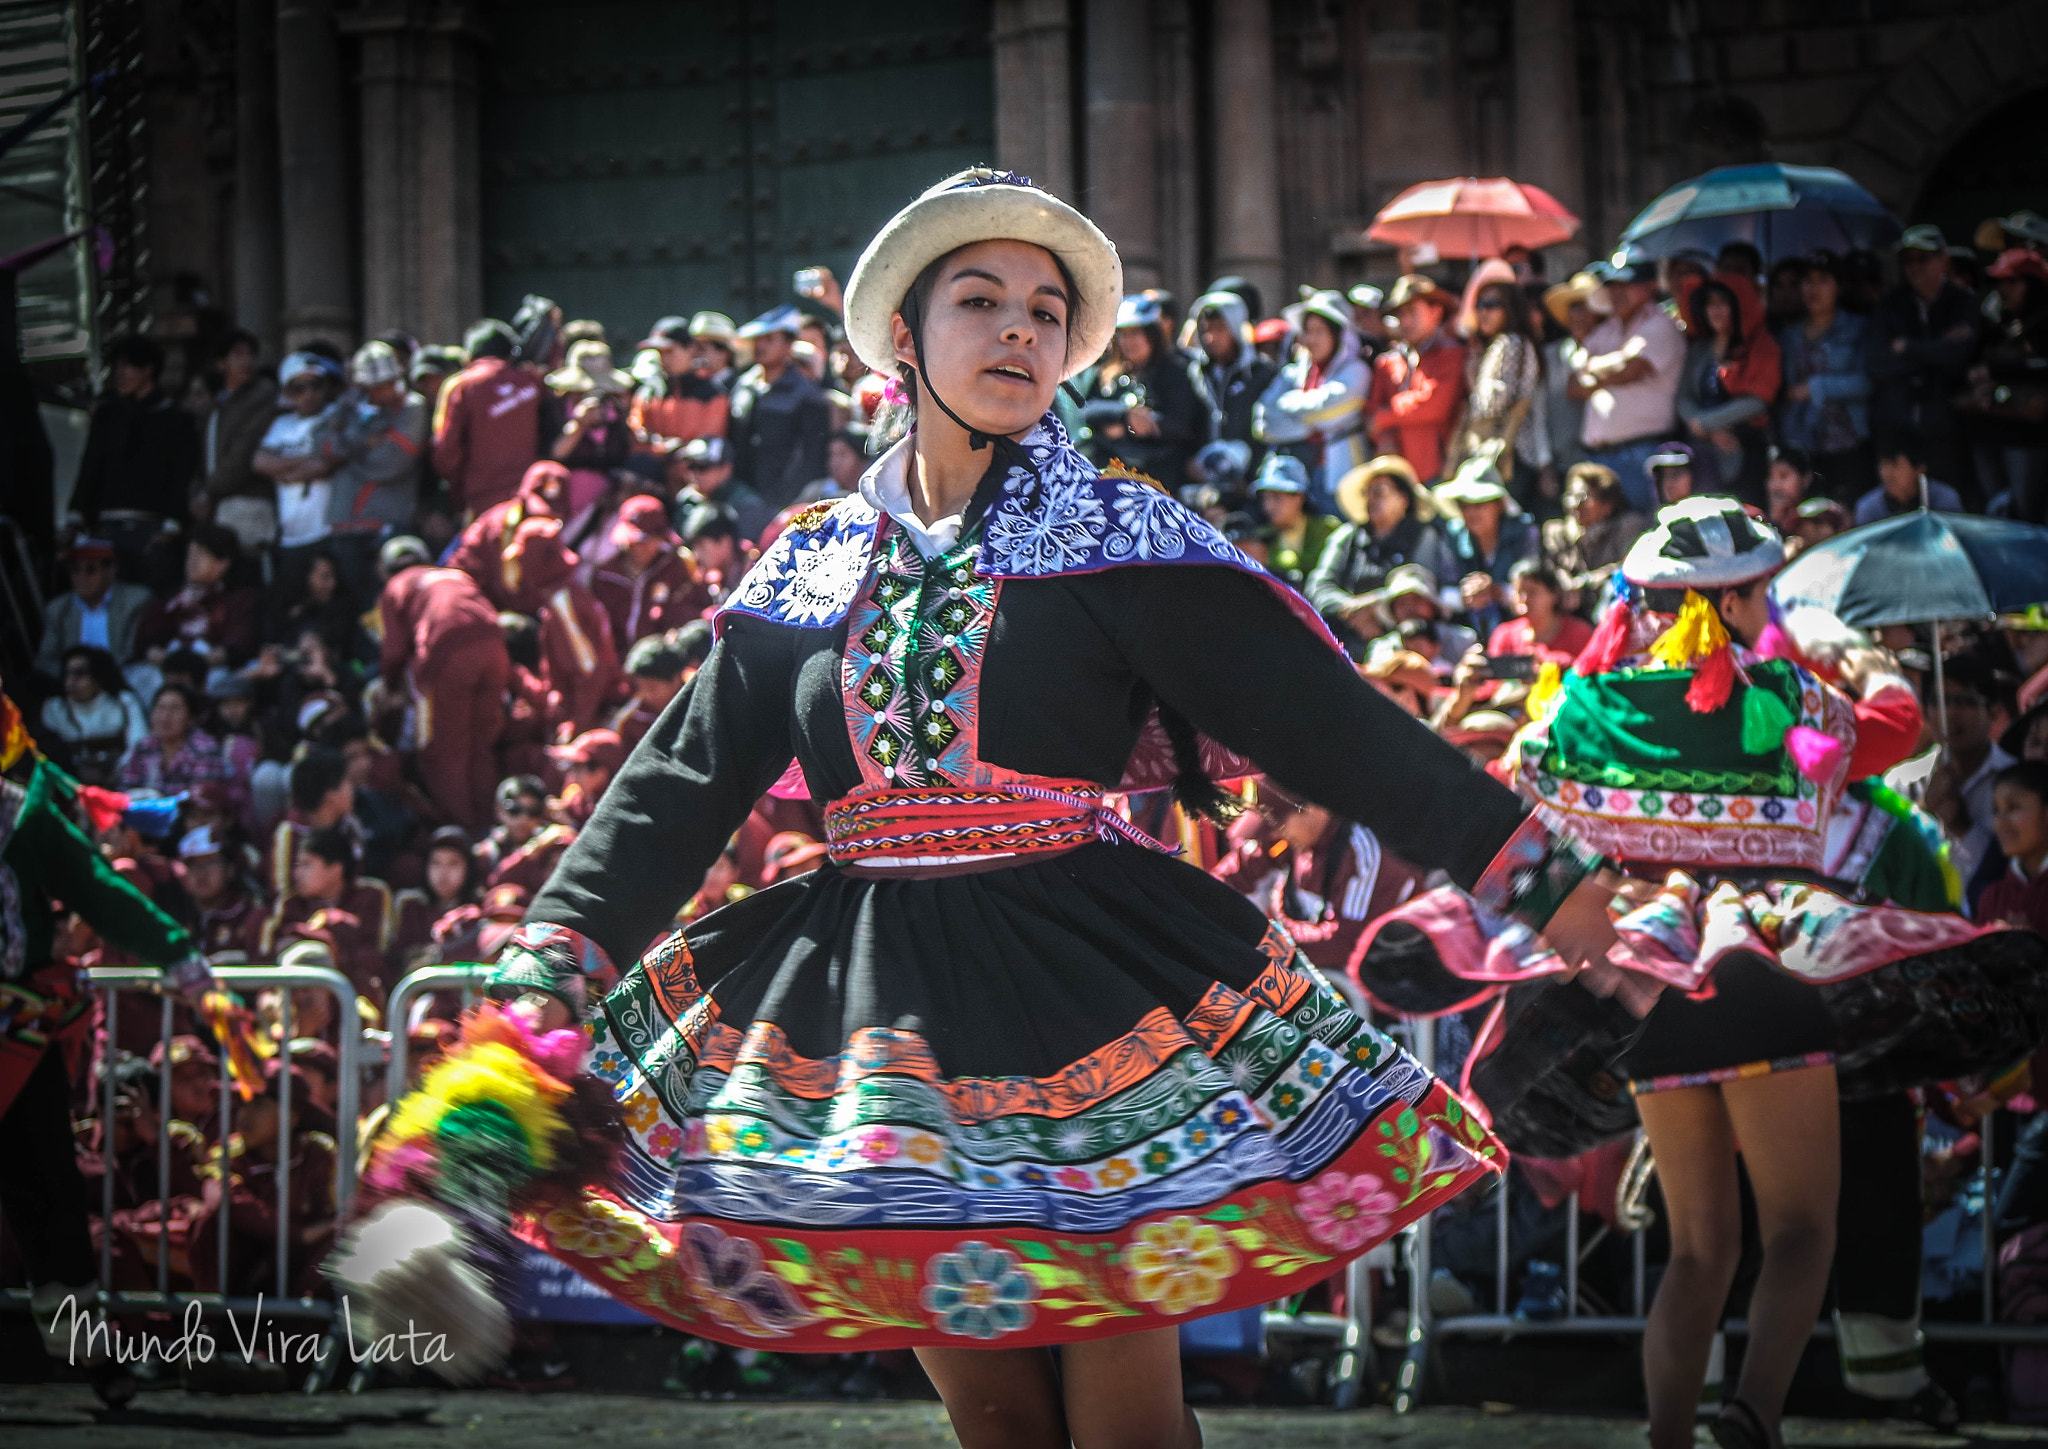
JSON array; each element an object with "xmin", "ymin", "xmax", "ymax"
[
  {"xmin": 1110, "ymin": 563, "xmax": 1529, "ymax": 889},
  {"xmin": 527, "ymin": 616, "xmax": 797, "ymax": 969}
]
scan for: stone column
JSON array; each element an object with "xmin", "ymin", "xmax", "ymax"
[
  {"xmin": 275, "ymin": 0, "xmax": 354, "ymax": 350},
  {"xmin": 1084, "ymin": 0, "xmax": 1158, "ymax": 292},
  {"xmin": 344, "ymin": 4, "xmax": 487, "ymax": 344},
  {"xmin": 1513, "ymin": 0, "xmax": 1589, "ymax": 270},
  {"xmin": 1209, "ymin": 0, "xmax": 1283, "ymax": 316},
  {"xmin": 991, "ymin": 0, "xmax": 1074, "ymax": 202},
  {"xmin": 233, "ymin": 0, "xmax": 282, "ymax": 353},
  {"xmin": 1151, "ymin": 0, "xmax": 1199, "ymax": 306}
]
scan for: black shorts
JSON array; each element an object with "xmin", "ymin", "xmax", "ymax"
[{"xmin": 1621, "ymin": 951, "xmax": 1835, "ymax": 1090}]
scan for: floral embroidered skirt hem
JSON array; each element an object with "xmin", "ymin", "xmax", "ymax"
[{"xmin": 512, "ymin": 845, "xmax": 1503, "ymax": 1350}]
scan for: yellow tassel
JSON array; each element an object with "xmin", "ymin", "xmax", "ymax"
[
  {"xmin": 1648, "ymin": 589, "xmax": 1729, "ymax": 669},
  {"xmin": 1525, "ymin": 661, "xmax": 1565, "ymax": 723},
  {"xmin": 384, "ymin": 1041, "xmax": 570, "ymax": 1169}
]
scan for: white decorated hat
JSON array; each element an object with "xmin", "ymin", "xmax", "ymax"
[
  {"xmin": 1622, "ymin": 496, "xmax": 1787, "ymax": 590},
  {"xmin": 842, "ymin": 168, "xmax": 1122, "ymax": 382}
]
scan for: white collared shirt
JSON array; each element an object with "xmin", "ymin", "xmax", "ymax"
[{"xmin": 858, "ymin": 439, "xmax": 965, "ymax": 560}]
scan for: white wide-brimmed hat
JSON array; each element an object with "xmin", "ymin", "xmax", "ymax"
[
  {"xmin": 1622, "ymin": 496, "xmax": 1786, "ymax": 590},
  {"xmin": 842, "ymin": 167, "xmax": 1122, "ymax": 382}
]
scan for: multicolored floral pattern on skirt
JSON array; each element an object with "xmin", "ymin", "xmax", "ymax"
[{"xmin": 515, "ymin": 926, "xmax": 1502, "ymax": 1350}]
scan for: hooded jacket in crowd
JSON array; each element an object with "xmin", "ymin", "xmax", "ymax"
[{"xmin": 1184, "ymin": 291, "xmax": 1279, "ymax": 453}]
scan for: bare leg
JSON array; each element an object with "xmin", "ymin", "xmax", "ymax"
[
  {"xmin": 1721, "ymin": 1064, "xmax": 1841, "ymax": 1440},
  {"xmin": 1636, "ymin": 1084, "xmax": 1742, "ymax": 1449},
  {"xmin": 1060, "ymin": 1325, "xmax": 1201, "ymax": 1449},
  {"xmin": 916, "ymin": 1345, "xmax": 1066, "ymax": 1449}
]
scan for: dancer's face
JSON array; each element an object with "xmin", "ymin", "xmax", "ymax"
[{"xmin": 892, "ymin": 239, "xmax": 1069, "ymax": 438}]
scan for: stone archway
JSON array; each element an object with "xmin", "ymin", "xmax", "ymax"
[{"xmin": 1832, "ymin": 0, "xmax": 2048, "ymax": 218}]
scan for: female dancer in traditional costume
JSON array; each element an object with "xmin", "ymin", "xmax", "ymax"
[
  {"xmin": 1350, "ymin": 495, "xmax": 2042, "ymax": 1449},
  {"xmin": 344, "ymin": 171, "xmax": 1627, "ymax": 1446}
]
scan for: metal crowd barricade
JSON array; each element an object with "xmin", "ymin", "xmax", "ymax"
[
  {"xmin": 1, "ymin": 961, "xmax": 369, "ymax": 1340},
  {"xmin": 381, "ymin": 964, "xmax": 491, "ymax": 1105},
  {"xmin": 1397, "ymin": 1093, "xmax": 2048, "ymax": 1410}
]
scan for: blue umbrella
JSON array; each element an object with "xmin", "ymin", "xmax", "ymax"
[
  {"xmin": 1772, "ymin": 508, "xmax": 2048, "ymax": 745},
  {"xmin": 1619, "ymin": 163, "xmax": 1902, "ymax": 263},
  {"xmin": 1771, "ymin": 509, "xmax": 2048, "ymax": 628}
]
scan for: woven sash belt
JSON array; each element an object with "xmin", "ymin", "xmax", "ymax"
[{"xmin": 823, "ymin": 780, "xmax": 1174, "ymax": 876}]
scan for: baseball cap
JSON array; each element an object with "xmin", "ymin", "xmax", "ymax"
[
  {"xmin": 1645, "ymin": 442, "xmax": 1696, "ymax": 473},
  {"xmin": 1591, "ymin": 254, "xmax": 1652, "ymax": 285},
  {"xmin": 1194, "ymin": 439, "xmax": 1252, "ymax": 486},
  {"xmin": 608, "ymin": 495, "xmax": 681, "ymax": 549},
  {"xmin": 177, "ymin": 824, "xmax": 227, "ymax": 860},
  {"xmin": 1898, "ymin": 224, "xmax": 1949, "ymax": 255},
  {"xmin": 409, "ymin": 343, "xmax": 467, "ymax": 381},
  {"xmin": 1253, "ymin": 453, "xmax": 1309, "ymax": 494},
  {"xmin": 548, "ymin": 729, "xmax": 624, "ymax": 774},
  {"xmin": 737, "ymin": 304, "xmax": 805, "ymax": 339},
  {"xmin": 378, "ymin": 535, "xmax": 432, "ymax": 574},
  {"xmin": 1114, "ymin": 294, "xmax": 1163, "ymax": 329},
  {"xmin": 350, "ymin": 340, "xmax": 405, "ymax": 388},
  {"xmin": 639, "ymin": 314, "xmax": 692, "ymax": 349},
  {"xmin": 1251, "ymin": 317, "xmax": 1292, "ymax": 345},
  {"xmin": 688, "ymin": 311, "xmax": 738, "ymax": 343},
  {"xmin": 1380, "ymin": 563, "xmax": 1440, "ymax": 610},
  {"xmin": 680, "ymin": 435, "xmax": 729, "ymax": 468},
  {"xmin": 1347, "ymin": 283, "xmax": 1385, "ymax": 311}
]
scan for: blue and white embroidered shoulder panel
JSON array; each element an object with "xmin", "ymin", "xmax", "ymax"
[{"xmin": 718, "ymin": 414, "xmax": 1333, "ymax": 646}]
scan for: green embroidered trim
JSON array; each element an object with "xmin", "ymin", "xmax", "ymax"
[
  {"xmin": 586, "ymin": 954, "xmax": 1409, "ymax": 1189},
  {"xmin": 597, "ymin": 990, "xmax": 1377, "ymax": 1167},
  {"xmin": 1538, "ymin": 661, "xmax": 1807, "ymax": 798}
]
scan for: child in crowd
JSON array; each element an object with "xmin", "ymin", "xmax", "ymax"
[{"xmin": 1984, "ymin": 761, "xmax": 2048, "ymax": 935}]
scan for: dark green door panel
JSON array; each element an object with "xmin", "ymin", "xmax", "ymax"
[{"xmin": 480, "ymin": 1, "xmax": 991, "ymax": 341}]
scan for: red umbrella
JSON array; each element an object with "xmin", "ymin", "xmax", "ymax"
[{"xmin": 1368, "ymin": 177, "xmax": 1580, "ymax": 257}]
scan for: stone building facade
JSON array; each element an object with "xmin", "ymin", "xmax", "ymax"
[{"xmin": 35, "ymin": 0, "xmax": 2048, "ymax": 375}]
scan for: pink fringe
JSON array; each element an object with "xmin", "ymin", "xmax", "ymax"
[
  {"xmin": 1784, "ymin": 725, "xmax": 1845, "ymax": 784},
  {"xmin": 463, "ymin": 1001, "xmax": 588, "ymax": 1082},
  {"xmin": 363, "ymin": 1142, "xmax": 437, "ymax": 1194},
  {"xmin": 1753, "ymin": 620, "xmax": 1794, "ymax": 661}
]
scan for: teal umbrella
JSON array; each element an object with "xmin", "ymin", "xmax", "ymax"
[
  {"xmin": 1771, "ymin": 509, "xmax": 2048, "ymax": 627},
  {"xmin": 1619, "ymin": 163, "xmax": 1902, "ymax": 263},
  {"xmin": 1771, "ymin": 507, "xmax": 2048, "ymax": 743}
]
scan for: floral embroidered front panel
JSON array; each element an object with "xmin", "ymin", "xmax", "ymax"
[{"xmin": 841, "ymin": 525, "xmax": 1001, "ymax": 791}]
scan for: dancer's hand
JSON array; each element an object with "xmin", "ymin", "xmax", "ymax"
[{"xmin": 1540, "ymin": 870, "xmax": 1624, "ymax": 973}]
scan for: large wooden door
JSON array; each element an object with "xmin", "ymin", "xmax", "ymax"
[{"xmin": 479, "ymin": 1, "xmax": 993, "ymax": 340}]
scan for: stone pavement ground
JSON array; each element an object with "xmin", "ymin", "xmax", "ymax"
[{"xmin": 6, "ymin": 1388, "xmax": 2048, "ymax": 1449}]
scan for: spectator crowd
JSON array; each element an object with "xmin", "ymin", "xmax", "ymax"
[{"xmin": 9, "ymin": 201, "xmax": 2048, "ymax": 1397}]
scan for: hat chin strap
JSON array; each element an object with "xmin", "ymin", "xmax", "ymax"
[
  {"xmin": 899, "ymin": 287, "xmax": 995, "ymax": 453},
  {"xmin": 907, "ymin": 361, "xmax": 996, "ymax": 453}
]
